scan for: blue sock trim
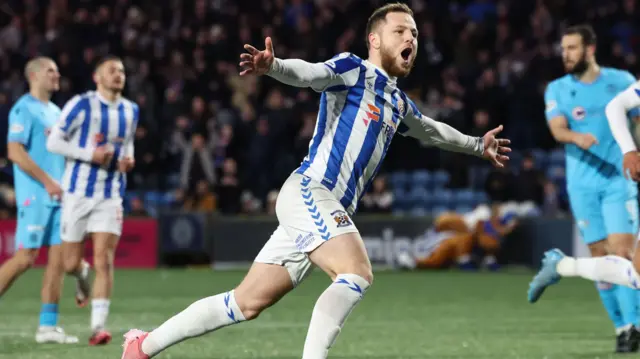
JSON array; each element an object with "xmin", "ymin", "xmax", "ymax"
[{"xmin": 39, "ymin": 303, "xmax": 59, "ymax": 327}]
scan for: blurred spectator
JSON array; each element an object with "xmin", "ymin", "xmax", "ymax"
[
  {"xmin": 0, "ymin": 0, "xmax": 631, "ymax": 216},
  {"xmin": 129, "ymin": 197, "xmax": 149, "ymax": 217},
  {"xmin": 360, "ymin": 176, "xmax": 393, "ymax": 214},
  {"xmin": 184, "ymin": 180, "xmax": 216, "ymax": 212},
  {"xmin": 484, "ymin": 166, "xmax": 515, "ymax": 203},
  {"xmin": 514, "ymin": 153, "xmax": 545, "ymax": 206}
]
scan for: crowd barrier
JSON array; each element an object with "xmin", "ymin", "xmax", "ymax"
[{"xmin": 0, "ymin": 213, "xmax": 579, "ymax": 269}]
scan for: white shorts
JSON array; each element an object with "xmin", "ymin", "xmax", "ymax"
[
  {"xmin": 254, "ymin": 173, "xmax": 359, "ymax": 286},
  {"xmin": 61, "ymin": 192, "xmax": 123, "ymax": 243}
]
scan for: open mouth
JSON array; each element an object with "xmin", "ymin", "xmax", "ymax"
[{"xmin": 401, "ymin": 48, "xmax": 413, "ymax": 61}]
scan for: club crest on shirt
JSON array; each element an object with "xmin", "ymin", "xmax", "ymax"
[
  {"xmin": 396, "ymin": 95, "xmax": 405, "ymax": 116},
  {"xmin": 331, "ymin": 210, "xmax": 352, "ymax": 228},
  {"xmin": 572, "ymin": 106, "xmax": 586, "ymax": 120}
]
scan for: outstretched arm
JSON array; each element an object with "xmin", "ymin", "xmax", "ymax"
[
  {"xmin": 239, "ymin": 37, "xmax": 360, "ymax": 91},
  {"xmin": 400, "ymin": 101, "xmax": 510, "ymax": 167}
]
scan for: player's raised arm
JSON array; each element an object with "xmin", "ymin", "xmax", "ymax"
[
  {"xmin": 239, "ymin": 37, "xmax": 359, "ymax": 92},
  {"xmin": 400, "ymin": 100, "xmax": 510, "ymax": 168},
  {"xmin": 46, "ymin": 95, "xmax": 112, "ymax": 166},
  {"xmin": 7, "ymin": 105, "xmax": 61, "ymax": 198},
  {"xmin": 606, "ymin": 81, "xmax": 640, "ymax": 181}
]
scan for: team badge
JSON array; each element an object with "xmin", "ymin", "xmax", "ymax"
[
  {"xmin": 572, "ymin": 106, "xmax": 586, "ymax": 120},
  {"xmin": 331, "ymin": 210, "xmax": 352, "ymax": 228},
  {"xmin": 397, "ymin": 96, "xmax": 405, "ymax": 115}
]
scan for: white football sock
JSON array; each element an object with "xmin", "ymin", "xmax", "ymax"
[
  {"xmin": 557, "ymin": 255, "xmax": 640, "ymax": 289},
  {"xmin": 302, "ymin": 273, "xmax": 371, "ymax": 359},
  {"xmin": 141, "ymin": 290, "xmax": 246, "ymax": 357},
  {"xmin": 91, "ymin": 298, "xmax": 110, "ymax": 332}
]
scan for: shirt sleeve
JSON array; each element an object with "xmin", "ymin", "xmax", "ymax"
[
  {"xmin": 605, "ymin": 80, "xmax": 640, "ymax": 154},
  {"xmin": 46, "ymin": 95, "xmax": 93, "ymax": 162},
  {"xmin": 267, "ymin": 52, "xmax": 362, "ymax": 93},
  {"xmin": 55, "ymin": 95, "xmax": 88, "ymax": 135},
  {"xmin": 7, "ymin": 104, "xmax": 32, "ymax": 145},
  {"xmin": 544, "ymin": 83, "xmax": 563, "ymax": 121},
  {"xmin": 398, "ymin": 98, "xmax": 484, "ymax": 157}
]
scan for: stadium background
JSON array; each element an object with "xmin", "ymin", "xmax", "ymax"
[{"xmin": 1, "ymin": 0, "xmax": 639, "ymax": 358}]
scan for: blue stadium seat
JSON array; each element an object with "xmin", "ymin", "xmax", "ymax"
[
  {"xmin": 432, "ymin": 170, "xmax": 450, "ymax": 188},
  {"xmin": 508, "ymin": 150, "xmax": 523, "ymax": 170},
  {"xmin": 454, "ymin": 189, "xmax": 475, "ymax": 207},
  {"xmin": 549, "ymin": 149, "xmax": 565, "ymax": 166},
  {"xmin": 474, "ymin": 191, "xmax": 489, "ymax": 205},
  {"xmin": 468, "ymin": 166, "xmax": 491, "ymax": 190},
  {"xmin": 409, "ymin": 206, "xmax": 429, "ymax": 217},
  {"xmin": 431, "ymin": 189, "xmax": 453, "ymax": 207},
  {"xmin": 393, "ymin": 188, "xmax": 410, "ymax": 210},
  {"xmin": 546, "ymin": 166, "xmax": 565, "ymax": 183},
  {"xmin": 455, "ymin": 205, "xmax": 474, "ymax": 214},
  {"xmin": 530, "ymin": 148, "xmax": 547, "ymax": 168},
  {"xmin": 408, "ymin": 187, "xmax": 430, "ymax": 207},
  {"xmin": 431, "ymin": 206, "xmax": 450, "ymax": 217},
  {"xmin": 410, "ymin": 170, "xmax": 431, "ymax": 189},
  {"xmin": 166, "ymin": 173, "xmax": 181, "ymax": 189},
  {"xmin": 389, "ymin": 171, "xmax": 410, "ymax": 190}
]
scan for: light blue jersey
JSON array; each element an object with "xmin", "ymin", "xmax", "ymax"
[
  {"xmin": 8, "ymin": 94, "xmax": 64, "ymax": 207},
  {"xmin": 545, "ymin": 68, "xmax": 639, "ymax": 244},
  {"xmin": 545, "ymin": 68, "xmax": 640, "ymax": 189},
  {"xmin": 7, "ymin": 94, "xmax": 64, "ymax": 249}
]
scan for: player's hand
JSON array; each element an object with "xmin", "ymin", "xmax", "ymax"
[
  {"xmin": 482, "ymin": 125, "xmax": 511, "ymax": 168},
  {"xmin": 92, "ymin": 145, "xmax": 114, "ymax": 167},
  {"xmin": 118, "ymin": 157, "xmax": 135, "ymax": 173},
  {"xmin": 239, "ymin": 37, "xmax": 275, "ymax": 76},
  {"xmin": 573, "ymin": 133, "xmax": 598, "ymax": 150},
  {"xmin": 623, "ymin": 151, "xmax": 640, "ymax": 182},
  {"xmin": 45, "ymin": 179, "xmax": 62, "ymax": 202}
]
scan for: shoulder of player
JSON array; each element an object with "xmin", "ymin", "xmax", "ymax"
[
  {"xmin": 10, "ymin": 95, "xmax": 36, "ymax": 117},
  {"xmin": 600, "ymin": 67, "xmax": 636, "ymax": 83}
]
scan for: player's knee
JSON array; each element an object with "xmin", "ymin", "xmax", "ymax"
[
  {"xmin": 234, "ymin": 294, "xmax": 269, "ymax": 321},
  {"xmin": 610, "ymin": 245, "xmax": 634, "ymax": 260},
  {"xmin": 334, "ymin": 265, "xmax": 373, "ymax": 285},
  {"xmin": 14, "ymin": 249, "xmax": 38, "ymax": 270},
  {"xmin": 93, "ymin": 251, "xmax": 114, "ymax": 274}
]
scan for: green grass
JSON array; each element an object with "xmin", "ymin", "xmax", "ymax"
[{"xmin": 0, "ymin": 268, "xmax": 628, "ymax": 359}]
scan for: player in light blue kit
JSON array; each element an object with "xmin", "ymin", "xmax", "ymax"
[
  {"xmin": 527, "ymin": 25, "xmax": 640, "ymax": 352},
  {"xmin": 0, "ymin": 57, "xmax": 88, "ymax": 343}
]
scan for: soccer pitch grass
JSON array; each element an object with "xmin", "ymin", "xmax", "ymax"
[{"xmin": 0, "ymin": 268, "xmax": 625, "ymax": 359}]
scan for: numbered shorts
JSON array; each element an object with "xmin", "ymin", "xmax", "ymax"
[
  {"xmin": 15, "ymin": 205, "xmax": 61, "ymax": 249},
  {"xmin": 254, "ymin": 173, "xmax": 359, "ymax": 286},
  {"xmin": 569, "ymin": 178, "xmax": 639, "ymax": 244},
  {"xmin": 61, "ymin": 193, "xmax": 123, "ymax": 243}
]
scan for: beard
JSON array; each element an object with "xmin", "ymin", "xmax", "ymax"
[
  {"xmin": 565, "ymin": 52, "xmax": 589, "ymax": 76},
  {"xmin": 380, "ymin": 42, "xmax": 412, "ymax": 78}
]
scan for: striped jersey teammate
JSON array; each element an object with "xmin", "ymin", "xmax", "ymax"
[
  {"xmin": 121, "ymin": 3, "xmax": 510, "ymax": 359},
  {"xmin": 46, "ymin": 55, "xmax": 138, "ymax": 346}
]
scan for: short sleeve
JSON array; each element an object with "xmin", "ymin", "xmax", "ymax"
[
  {"xmin": 319, "ymin": 52, "xmax": 363, "ymax": 92},
  {"xmin": 7, "ymin": 104, "xmax": 32, "ymax": 145},
  {"xmin": 544, "ymin": 83, "xmax": 563, "ymax": 121}
]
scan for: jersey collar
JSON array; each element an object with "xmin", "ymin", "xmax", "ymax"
[
  {"xmin": 364, "ymin": 60, "xmax": 397, "ymax": 84},
  {"xmin": 96, "ymin": 91, "xmax": 122, "ymax": 107}
]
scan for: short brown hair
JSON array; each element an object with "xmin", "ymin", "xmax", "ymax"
[
  {"xmin": 563, "ymin": 24, "xmax": 597, "ymax": 46},
  {"xmin": 365, "ymin": 2, "xmax": 414, "ymax": 49},
  {"xmin": 94, "ymin": 55, "xmax": 123, "ymax": 72}
]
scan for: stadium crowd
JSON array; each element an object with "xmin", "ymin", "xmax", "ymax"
[{"xmin": 0, "ymin": 0, "xmax": 638, "ymax": 216}]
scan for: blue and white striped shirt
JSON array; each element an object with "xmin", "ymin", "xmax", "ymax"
[
  {"xmin": 50, "ymin": 91, "xmax": 139, "ymax": 199},
  {"xmin": 294, "ymin": 52, "xmax": 431, "ymax": 215}
]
